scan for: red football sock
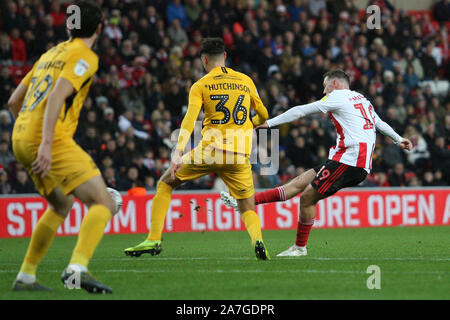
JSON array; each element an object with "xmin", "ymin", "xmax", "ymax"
[
  {"xmin": 255, "ymin": 186, "xmax": 287, "ymax": 205},
  {"xmin": 295, "ymin": 218, "xmax": 315, "ymax": 247}
]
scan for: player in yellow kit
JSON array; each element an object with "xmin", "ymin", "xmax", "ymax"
[
  {"xmin": 8, "ymin": 1, "xmax": 116, "ymax": 293},
  {"xmin": 124, "ymin": 38, "xmax": 271, "ymax": 260}
]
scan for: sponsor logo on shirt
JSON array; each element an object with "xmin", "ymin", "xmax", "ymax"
[{"xmin": 74, "ymin": 59, "xmax": 89, "ymax": 76}]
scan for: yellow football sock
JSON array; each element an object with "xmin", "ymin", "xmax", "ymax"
[
  {"xmin": 147, "ymin": 181, "xmax": 173, "ymax": 241},
  {"xmin": 69, "ymin": 204, "xmax": 112, "ymax": 268},
  {"xmin": 242, "ymin": 210, "xmax": 263, "ymax": 244},
  {"xmin": 20, "ymin": 209, "xmax": 65, "ymax": 276}
]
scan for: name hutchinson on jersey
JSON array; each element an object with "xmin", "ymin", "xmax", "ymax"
[{"xmin": 205, "ymin": 82, "xmax": 250, "ymax": 93}]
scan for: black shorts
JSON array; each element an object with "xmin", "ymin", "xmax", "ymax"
[{"xmin": 311, "ymin": 160, "xmax": 367, "ymax": 197}]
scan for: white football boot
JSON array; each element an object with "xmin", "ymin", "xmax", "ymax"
[
  {"xmin": 276, "ymin": 244, "xmax": 307, "ymax": 257},
  {"xmin": 220, "ymin": 191, "xmax": 239, "ymax": 212}
]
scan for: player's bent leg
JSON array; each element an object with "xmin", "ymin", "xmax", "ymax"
[
  {"xmin": 124, "ymin": 169, "xmax": 183, "ymax": 257},
  {"xmin": 283, "ymin": 169, "xmax": 317, "ymax": 200},
  {"xmin": 256, "ymin": 168, "xmax": 317, "ymax": 205},
  {"xmin": 277, "ymin": 185, "xmax": 325, "ymax": 257},
  {"xmin": 13, "ymin": 188, "xmax": 73, "ymax": 291},
  {"xmin": 61, "ymin": 175, "xmax": 114, "ymax": 293},
  {"xmin": 237, "ymin": 196, "xmax": 270, "ymax": 261},
  {"xmin": 221, "ymin": 169, "xmax": 317, "ymax": 209}
]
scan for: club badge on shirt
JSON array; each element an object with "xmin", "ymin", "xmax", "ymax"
[{"xmin": 74, "ymin": 59, "xmax": 89, "ymax": 76}]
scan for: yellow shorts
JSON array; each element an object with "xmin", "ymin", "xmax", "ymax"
[
  {"xmin": 12, "ymin": 139, "xmax": 101, "ymax": 196},
  {"xmin": 175, "ymin": 144, "xmax": 254, "ymax": 199}
]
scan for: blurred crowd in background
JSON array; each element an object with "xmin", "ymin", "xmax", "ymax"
[{"xmin": 0, "ymin": 0, "xmax": 449, "ymax": 195}]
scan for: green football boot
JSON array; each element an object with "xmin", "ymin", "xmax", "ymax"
[
  {"xmin": 254, "ymin": 239, "xmax": 271, "ymax": 261},
  {"xmin": 124, "ymin": 239, "xmax": 162, "ymax": 257}
]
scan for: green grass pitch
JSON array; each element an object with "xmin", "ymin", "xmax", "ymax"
[{"xmin": 0, "ymin": 226, "xmax": 448, "ymax": 300}]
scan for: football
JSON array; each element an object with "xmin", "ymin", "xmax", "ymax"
[{"xmin": 107, "ymin": 187, "xmax": 123, "ymax": 214}]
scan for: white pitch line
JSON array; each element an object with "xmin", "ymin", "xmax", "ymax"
[
  {"xmin": 94, "ymin": 256, "xmax": 450, "ymax": 262},
  {"xmin": 0, "ymin": 269, "xmax": 448, "ymax": 275}
]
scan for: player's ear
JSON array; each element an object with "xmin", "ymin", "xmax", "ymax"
[
  {"xmin": 333, "ymin": 78, "xmax": 339, "ymax": 88},
  {"xmin": 201, "ymin": 54, "xmax": 207, "ymax": 65},
  {"xmin": 223, "ymin": 51, "xmax": 227, "ymax": 61}
]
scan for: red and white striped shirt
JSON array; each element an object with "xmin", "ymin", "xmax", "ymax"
[{"xmin": 267, "ymin": 89, "xmax": 403, "ymax": 172}]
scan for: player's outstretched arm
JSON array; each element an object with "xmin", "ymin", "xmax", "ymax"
[
  {"xmin": 32, "ymin": 78, "xmax": 74, "ymax": 178},
  {"xmin": 262, "ymin": 101, "xmax": 323, "ymax": 129}
]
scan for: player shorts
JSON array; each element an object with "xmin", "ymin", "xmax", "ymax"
[
  {"xmin": 12, "ymin": 138, "xmax": 101, "ymax": 196},
  {"xmin": 175, "ymin": 144, "xmax": 254, "ymax": 199},
  {"xmin": 311, "ymin": 160, "xmax": 367, "ymax": 197}
]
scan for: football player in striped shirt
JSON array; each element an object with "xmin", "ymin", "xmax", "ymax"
[{"xmin": 221, "ymin": 69, "xmax": 412, "ymax": 257}]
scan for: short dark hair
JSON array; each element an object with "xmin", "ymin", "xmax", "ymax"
[
  {"xmin": 323, "ymin": 69, "xmax": 350, "ymax": 84},
  {"xmin": 68, "ymin": 0, "xmax": 102, "ymax": 38},
  {"xmin": 199, "ymin": 37, "xmax": 225, "ymax": 56}
]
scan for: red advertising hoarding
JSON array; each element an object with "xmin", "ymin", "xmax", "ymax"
[{"xmin": 1, "ymin": 188, "xmax": 449, "ymax": 238}]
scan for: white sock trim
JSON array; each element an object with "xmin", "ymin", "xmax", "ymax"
[
  {"xmin": 17, "ymin": 272, "xmax": 36, "ymax": 284},
  {"xmin": 67, "ymin": 263, "xmax": 88, "ymax": 273},
  {"xmin": 277, "ymin": 186, "xmax": 287, "ymax": 201}
]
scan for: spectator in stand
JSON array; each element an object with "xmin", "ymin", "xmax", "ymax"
[
  {"xmin": 104, "ymin": 166, "xmax": 119, "ymax": 189},
  {"xmin": 422, "ymin": 171, "xmax": 436, "ymax": 186},
  {"xmin": 104, "ymin": 14, "xmax": 123, "ymax": 45},
  {"xmin": 308, "ymin": 0, "xmax": 326, "ymax": 18},
  {"xmin": 421, "ymin": 42, "xmax": 440, "ymax": 80},
  {"xmin": 433, "ymin": 0, "xmax": 450, "ymax": 22},
  {"xmin": 399, "ymin": 47, "xmax": 424, "ymax": 79},
  {"xmin": 2, "ymin": 1, "xmax": 24, "ymax": 33},
  {"xmin": 9, "ymin": 28, "xmax": 26, "ymax": 64},
  {"xmin": 0, "ymin": 109, "xmax": 13, "ymax": 134},
  {"xmin": 81, "ymin": 126, "xmax": 101, "ymax": 161},
  {"xmin": 403, "ymin": 125, "xmax": 430, "ymax": 171},
  {"xmin": 382, "ymin": 136, "xmax": 404, "ymax": 170},
  {"xmin": 0, "ymin": 165, "xmax": 12, "ymax": 194},
  {"xmin": 100, "ymin": 107, "xmax": 120, "ymax": 137},
  {"xmin": 433, "ymin": 170, "xmax": 446, "ymax": 186},
  {"xmin": 120, "ymin": 166, "xmax": 141, "ymax": 191},
  {"xmin": 429, "ymin": 136, "xmax": 450, "ymax": 175},
  {"xmin": 13, "ymin": 170, "xmax": 36, "ymax": 194},
  {"xmin": 167, "ymin": 0, "xmax": 190, "ymax": 29},
  {"xmin": 388, "ymin": 162, "xmax": 408, "ymax": 187},
  {"xmin": 0, "ymin": 139, "xmax": 14, "ymax": 171},
  {"xmin": 168, "ymin": 18, "xmax": 189, "ymax": 48},
  {"xmin": 289, "ymin": 0, "xmax": 306, "ymax": 22},
  {"xmin": 185, "ymin": 0, "xmax": 202, "ymax": 24},
  {"xmin": 118, "ymin": 110, "xmax": 149, "ymax": 140},
  {"xmin": 144, "ymin": 175, "xmax": 156, "ymax": 191},
  {"xmin": 287, "ymin": 136, "xmax": 315, "ymax": 169}
]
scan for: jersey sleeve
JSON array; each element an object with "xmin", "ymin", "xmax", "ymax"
[
  {"xmin": 59, "ymin": 49, "xmax": 98, "ymax": 92},
  {"xmin": 248, "ymin": 79, "xmax": 269, "ymax": 126},
  {"xmin": 266, "ymin": 101, "xmax": 322, "ymax": 127},
  {"xmin": 314, "ymin": 93, "xmax": 340, "ymax": 113},
  {"xmin": 175, "ymin": 81, "xmax": 203, "ymax": 151}
]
